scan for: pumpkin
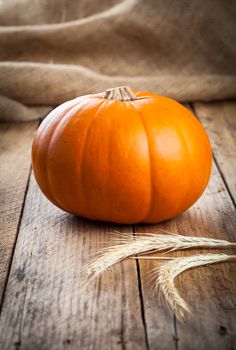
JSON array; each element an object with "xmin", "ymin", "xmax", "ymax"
[{"xmin": 32, "ymin": 86, "xmax": 212, "ymax": 224}]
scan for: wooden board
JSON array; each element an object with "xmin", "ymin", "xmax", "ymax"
[
  {"xmin": 0, "ymin": 175, "xmax": 147, "ymax": 350},
  {"xmin": 0, "ymin": 122, "xmax": 37, "ymax": 303},
  {"xmin": 0, "ymin": 101, "xmax": 236, "ymax": 350}
]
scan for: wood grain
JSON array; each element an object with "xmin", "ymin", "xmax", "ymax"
[
  {"xmin": 0, "ymin": 122, "xmax": 37, "ymax": 303},
  {"xmin": 194, "ymin": 101, "xmax": 236, "ymax": 205},
  {"xmin": 0, "ymin": 175, "xmax": 147, "ymax": 350}
]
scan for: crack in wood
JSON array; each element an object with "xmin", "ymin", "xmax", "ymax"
[
  {"xmin": 16, "ymin": 281, "xmax": 28, "ymax": 349},
  {"xmin": 0, "ymin": 168, "xmax": 32, "ymax": 314},
  {"xmin": 213, "ymin": 155, "xmax": 236, "ymax": 208},
  {"xmin": 173, "ymin": 315, "xmax": 179, "ymax": 350},
  {"xmin": 132, "ymin": 226, "xmax": 150, "ymax": 350}
]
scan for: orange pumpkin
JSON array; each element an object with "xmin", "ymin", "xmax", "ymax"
[{"xmin": 32, "ymin": 86, "xmax": 212, "ymax": 224}]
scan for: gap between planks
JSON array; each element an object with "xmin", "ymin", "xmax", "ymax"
[
  {"xmin": 0, "ymin": 121, "xmax": 38, "ymax": 305},
  {"xmin": 132, "ymin": 225, "xmax": 150, "ymax": 350}
]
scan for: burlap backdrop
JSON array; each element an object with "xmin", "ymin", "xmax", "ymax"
[{"xmin": 0, "ymin": 0, "xmax": 236, "ymax": 121}]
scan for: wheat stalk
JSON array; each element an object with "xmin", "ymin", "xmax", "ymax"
[
  {"xmin": 81, "ymin": 233, "xmax": 236, "ymax": 283},
  {"xmin": 151, "ymin": 253, "xmax": 236, "ymax": 320},
  {"xmin": 130, "ymin": 256, "xmax": 174, "ymax": 260}
]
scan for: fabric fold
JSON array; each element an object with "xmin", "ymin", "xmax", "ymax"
[{"xmin": 0, "ymin": 0, "xmax": 236, "ymax": 121}]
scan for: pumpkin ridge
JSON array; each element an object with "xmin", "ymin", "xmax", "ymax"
[
  {"xmin": 45, "ymin": 100, "xmax": 93, "ymax": 212},
  {"xmin": 79, "ymin": 99, "xmax": 110, "ymax": 220},
  {"xmin": 171, "ymin": 113, "xmax": 193, "ymax": 215},
  {"xmin": 36, "ymin": 101, "xmax": 82, "ymax": 211},
  {"xmin": 105, "ymin": 101, "xmax": 127, "ymax": 221},
  {"xmin": 129, "ymin": 101, "xmax": 153, "ymax": 222},
  {"xmin": 160, "ymin": 102, "xmax": 207, "ymax": 215}
]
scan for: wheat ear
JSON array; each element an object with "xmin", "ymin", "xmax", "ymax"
[
  {"xmin": 81, "ymin": 233, "xmax": 236, "ymax": 282},
  {"xmin": 152, "ymin": 253, "xmax": 236, "ymax": 320}
]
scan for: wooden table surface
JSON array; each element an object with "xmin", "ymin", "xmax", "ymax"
[{"xmin": 0, "ymin": 101, "xmax": 236, "ymax": 350}]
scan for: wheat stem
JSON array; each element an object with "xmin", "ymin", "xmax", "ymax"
[
  {"xmin": 81, "ymin": 233, "xmax": 236, "ymax": 283},
  {"xmin": 130, "ymin": 256, "xmax": 174, "ymax": 260}
]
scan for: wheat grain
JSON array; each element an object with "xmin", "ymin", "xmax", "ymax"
[
  {"xmin": 81, "ymin": 233, "xmax": 236, "ymax": 283},
  {"xmin": 152, "ymin": 253, "xmax": 236, "ymax": 320}
]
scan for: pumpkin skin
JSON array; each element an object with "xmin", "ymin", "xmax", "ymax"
[{"xmin": 32, "ymin": 87, "xmax": 212, "ymax": 224}]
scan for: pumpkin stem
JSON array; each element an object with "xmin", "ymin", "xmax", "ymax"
[{"xmin": 104, "ymin": 86, "xmax": 137, "ymax": 101}]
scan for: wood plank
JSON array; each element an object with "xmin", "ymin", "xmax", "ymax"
[
  {"xmin": 0, "ymin": 121, "xmax": 37, "ymax": 303},
  {"xmin": 135, "ymin": 101, "xmax": 236, "ymax": 349},
  {"xmin": 193, "ymin": 101, "xmax": 236, "ymax": 205},
  {"xmin": 0, "ymin": 174, "xmax": 147, "ymax": 350}
]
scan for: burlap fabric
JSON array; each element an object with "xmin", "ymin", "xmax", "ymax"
[{"xmin": 0, "ymin": 0, "xmax": 236, "ymax": 121}]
